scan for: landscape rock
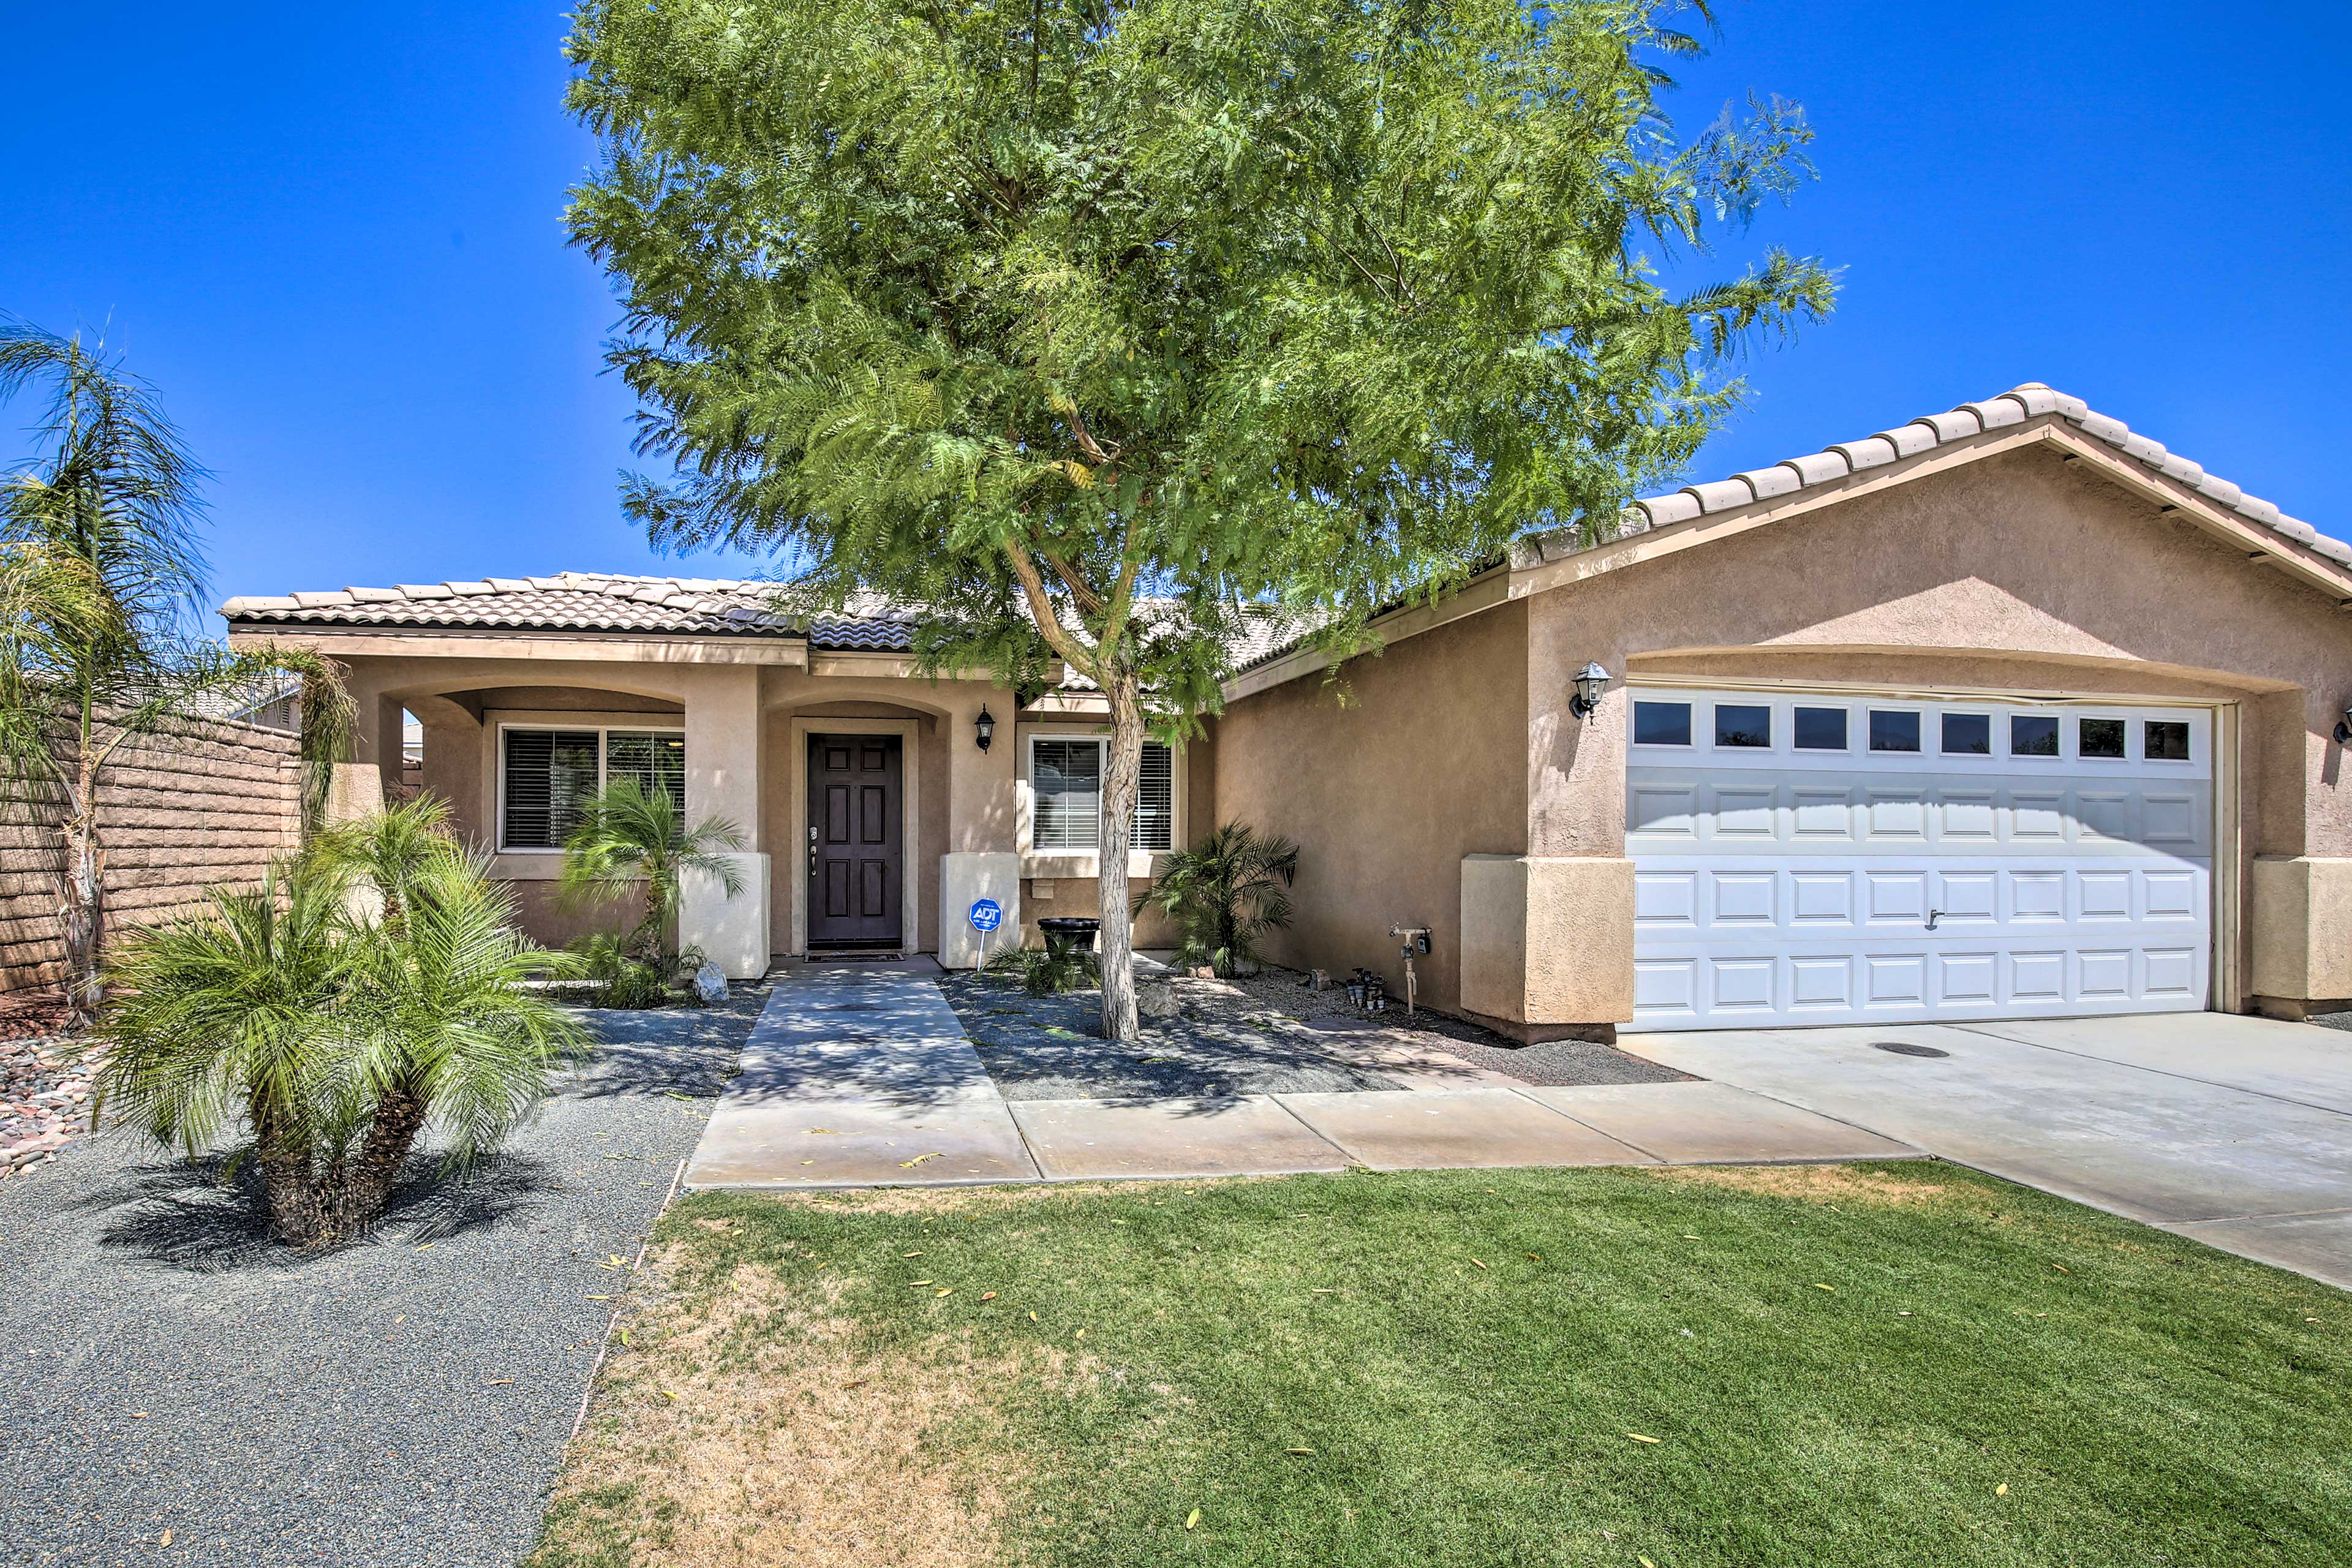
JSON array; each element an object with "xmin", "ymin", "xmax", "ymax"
[
  {"xmin": 693, "ymin": 963, "xmax": 729, "ymax": 1003},
  {"xmin": 1138, "ymin": 981, "xmax": 1183, "ymax": 1020}
]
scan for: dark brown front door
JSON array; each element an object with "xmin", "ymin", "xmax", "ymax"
[{"xmin": 807, "ymin": 734, "xmax": 903, "ymax": 949}]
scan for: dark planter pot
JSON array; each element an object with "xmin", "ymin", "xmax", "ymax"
[{"xmin": 1036, "ymin": 917, "xmax": 1102, "ymax": 951}]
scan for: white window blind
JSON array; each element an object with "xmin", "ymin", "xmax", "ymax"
[
  {"xmin": 500, "ymin": 727, "xmax": 686, "ymax": 850},
  {"xmin": 606, "ymin": 730, "xmax": 686, "ymax": 820},
  {"xmin": 1134, "ymin": 742, "xmax": 1174, "ymax": 851},
  {"xmin": 1031, "ymin": 737, "xmax": 1174, "ymax": 852},
  {"xmin": 1032, "ymin": 739, "xmax": 1102, "ymax": 849},
  {"xmin": 502, "ymin": 730, "xmax": 600, "ymax": 849}
]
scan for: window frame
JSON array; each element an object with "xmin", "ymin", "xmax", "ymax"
[
  {"xmin": 495, "ymin": 720, "xmax": 688, "ymax": 854},
  {"xmin": 1019, "ymin": 727, "xmax": 1184, "ymax": 875}
]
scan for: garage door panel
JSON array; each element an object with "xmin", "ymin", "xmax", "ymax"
[
  {"xmin": 1709, "ymin": 786, "xmax": 1777, "ymax": 838},
  {"xmin": 1625, "ymin": 687, "xmax": 2211, "ymax": 1031},
  {"xmin": 1935, "ymin": 951, "xmax": 1999, "ymax": 1005},
  {"xmin": 1633, "ymin": 870, "xmax": 1698, "ymax": 929},
  {"xmin": 1710, "ymin": 872, "xmax": 1777, "ymax": 925}
]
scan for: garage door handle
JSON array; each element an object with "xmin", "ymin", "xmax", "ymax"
[{"xmin": 1926, "ymin": 908, "xmax": 1945, "ymax": 931}]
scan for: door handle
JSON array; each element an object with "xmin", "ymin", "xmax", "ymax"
[
  {"xmin": 807, "ymin": 825, "xmax": 818, "ymax": 880},
  {"xmin": 1926, "ymin": 908, "xmax": 1945, "ymax": 931}
]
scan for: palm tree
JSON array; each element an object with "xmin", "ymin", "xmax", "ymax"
[
  {"xmin": 1146, "ymin": 822, "xmax": 1301, "ymax": 978},
  {"xmin": 92, "ymin": 826, "xmax": 586, "ymax": 1248},
  {"xmin": 0, "ymin": 320, "xmax": 352, "ymax": 1024},
  {"xmin": 557, "ymin": 777, "xmax": 745, "ymax": 960}
]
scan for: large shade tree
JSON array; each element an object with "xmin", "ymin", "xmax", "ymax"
[
  {"xmin": 0, "ymin": 323, "xmax": 352, "ymax": 1023},
  {"xmin": 564, "ymin": 0, "xmax": 1834, "ymax": 1039}
]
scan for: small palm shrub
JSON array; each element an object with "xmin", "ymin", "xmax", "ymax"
[
  {"xmin": 91, "ymin": 812, "xmax": 586, "ymax": 1249},
  {"xmin": 567, "ymin": 932, "xmax": 673, "ymax": 1009},
  {"xmin": 559, "ymin": 778, "xmax": 745, "ymax": 960},
  {"xmin": 989, "ymin": 932, "xmax": 1100, "ymax": 997},
  {"xmin": 1147, "ymin": 822, "xmax": 1300, "ymax": 978}
]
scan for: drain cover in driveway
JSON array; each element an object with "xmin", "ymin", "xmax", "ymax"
[{"xmin": 1872, "ymin": 1041, "xmax": 1951, "ymax": 1059}]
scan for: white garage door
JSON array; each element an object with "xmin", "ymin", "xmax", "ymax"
[{"xmin": 1624, "ymin": 687, "xmax": 2212, "ymax": 1032}]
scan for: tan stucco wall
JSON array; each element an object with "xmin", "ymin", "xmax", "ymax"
[
  {"xmin": 1214, "ymin": 600, "xmax": 1531, "ymax": 1012},
  {"xmin": 1520, "ymin": 446, "xmax": 2352, "ymax": 1016},
  {"xmin": 2250, "ymin": 857, "xmax": 2352, "ymax": 1008},
  {"xmin": 1458, "ymin": 855, "xmax": 1636, "ymax": 1030}
]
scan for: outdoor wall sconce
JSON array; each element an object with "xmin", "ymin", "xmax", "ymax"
[
  {"xmin": 975, "ymin": 705, "xmax": 997, "ymax": 752},
  {"xmin": 1569, "ymin": 662, "xmax": 1613, "ymax": 720},
  {"xmin": 2335, "ymin": 702, "xmax": 2352, "ymax": 745}
]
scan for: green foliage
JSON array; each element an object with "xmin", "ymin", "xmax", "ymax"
[
  {"xmin": 1147, "ymin": 821, "xmax": 1299, "ymax": 976},
  {"xmin": 0, "ymin": 319, "xmax": 353, "ymax": 1021},
  {"xmin": 564, "ymin": 0, "xmax": 1833, "ymax": 1039},
  {"xmin": 567, "ymin": 931, "xmax": 676, "ymax": 1010},
  {"xmin": 557, "ymin": 777, "xmax": 746, "ymax": 960},
  {"xmin": 990, "ymin": 933, "xmax": 1102, "ymax": 997},
  {"xmin": 90, "ymin": 813, "xmax": 586, "ymax": 1248}
]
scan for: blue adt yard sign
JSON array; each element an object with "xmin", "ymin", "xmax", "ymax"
[{"xmin": 967, "ymin": 896, "xmax": 1004, "ymax": 972}]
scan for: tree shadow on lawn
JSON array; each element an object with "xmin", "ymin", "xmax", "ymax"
[{"xmin": 69, "ymin": 1148, "xmax": 560, "ymax": 1273}]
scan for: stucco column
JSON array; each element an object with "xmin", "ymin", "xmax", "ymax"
[
  {"xmin": 680, "ymin": 668, "xmax": 770, "ymax": 978},
  {"xmin": 938, "ymin": 684, "xmax": 1022, "ymax": 965}
]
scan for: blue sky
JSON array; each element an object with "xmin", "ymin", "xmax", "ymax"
[{"xmin": 5, "ymin": 2, "xmax": 2345, "ymax": 613}]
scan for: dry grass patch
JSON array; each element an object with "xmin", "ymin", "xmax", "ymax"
[
  {"xmin": 530, "ymin": 1255, "xmax": 1044, "ymax": 1568},
  {"xmin": 1642, "ymin": 1160, "xmax": 1976, "ymax": 1208}
]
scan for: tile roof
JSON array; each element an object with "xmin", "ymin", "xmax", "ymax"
[
  {"xmin": 1516, "ymin": 382, "xmax": 2348, "ymax": 569},
  {"xmin": 221, "ymin": 571, "xmax": 919, "ymax": 649},
  {"xmin": 225, "ymin": 384, "xmax": 2342, "ymax": 685}
]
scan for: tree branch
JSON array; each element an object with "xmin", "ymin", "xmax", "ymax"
[{"xmin": 1002, "ymin": 538, "xmax": 1101, "ymax": 684}]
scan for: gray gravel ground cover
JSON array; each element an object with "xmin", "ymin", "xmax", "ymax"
[
  {"xmin": 0, "ymin": 987, "xmax": 764, "ymax": 1568},
  {"xmin": 941, "ymin": 963, "xmax": 1686, "ymax": 1100}
]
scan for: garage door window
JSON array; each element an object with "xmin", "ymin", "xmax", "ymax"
[
  {"xmin": 1714, "ymin": 704, "xmax": 1771, "ymax": 748},
  {"xmin": 1941, "ymin": 713, "xmax": 1991, "ymax": 755},
  {"xmin": 1633, "ymin": 701, "xmax": 1692, "ymax": 746},
  {"xmin": 2011, "ymin": 715, "xmax": 2060, "ymax": 757},
  {"xmin": 1793, "ymin": 706, "xmax": 1847, "ymax": 750},
  {"xmin": 2079, "ymin": 717, "xmax": 2127, "ymax": 759},
  {"xmin": 1869, "ymin": 710, "xmax": 1921, "ymax": 752},
  {"xmin": 2145, "ymin": 719, "xmax": 2192, "ymax": 761}
]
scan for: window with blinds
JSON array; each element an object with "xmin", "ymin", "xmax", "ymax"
[
  {"xmin": 502, "ymin": 729, "xmax": 601, "ymax": 849},
  {"xmin": 1031, "ymin": 738, "xmax": 1102, "ymax": 849},
  {"xmin": 606, "ymin": 731, "xmax": 686, "ymax": 820},
  {"xmin": 1134, "ymin": 742, "xmax": 1174, "ymax": 851},
  {"xmin": 1030, "ymin": 737, "xmax": 1174, "ymax": 852}
]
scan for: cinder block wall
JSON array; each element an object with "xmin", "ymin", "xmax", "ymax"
[{"xmin": 0, "ymin": 717, "xmax": 304, "ymax": 993}]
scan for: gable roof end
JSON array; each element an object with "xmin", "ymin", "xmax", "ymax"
[{"xmin": 1521, "ymin": 383, "xmax": 2343, "ymax": 570}]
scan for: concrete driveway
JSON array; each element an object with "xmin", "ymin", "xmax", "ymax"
[{"xmin": 1623, "ymin": 1012, "xmax": 2352, "ymax": 1291}]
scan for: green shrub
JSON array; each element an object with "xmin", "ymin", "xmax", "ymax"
[
  {"xmin": 1147, "ymin": 822, "xmax": 1300, "ymax": 977},
  {"xmin": 567, "ymin": 932, "xmax": 673, "ymax": 1009},
  {"xmin": 989, "ymin": 933, "xmax": 1100, "ymax": 997}
]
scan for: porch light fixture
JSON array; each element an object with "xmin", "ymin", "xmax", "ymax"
[
  {"xmin": 975, "ymin": 705, "xmax": 997, "ymax": 752},
  {"xmin": 1569, "ymin": 662, "xmax": 1613, "ymax": 720},
  {"xmin": 2335, "ymin": 703, "xmax": 2352, "ymax": 745}
]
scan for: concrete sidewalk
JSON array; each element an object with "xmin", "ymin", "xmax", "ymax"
[{"xmin": 687, "ymin": 971, "xmax": 1919, "ymax": 1190}]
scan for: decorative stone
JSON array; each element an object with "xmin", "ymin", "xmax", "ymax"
[
  {"xmin": 693, "ymin": 963, "xmax": 728, "ymax": 1003},
  {"xmin": 1137, "ymin": 981, "xmax": 1183, "ymax": 1020}
]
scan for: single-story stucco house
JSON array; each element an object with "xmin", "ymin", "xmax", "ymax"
[{"xmin": 222, "ymin": 383, "xmax": 2352, "ymax": 1038}]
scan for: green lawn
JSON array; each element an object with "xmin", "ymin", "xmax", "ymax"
[{"xmin": 531, "ymin": 1162, "xmax": 2349, "ymax": 1568}]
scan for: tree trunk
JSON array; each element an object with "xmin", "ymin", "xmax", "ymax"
[
  {"xmin": 1097, "ymin": 682, "xmax": 1144, "ymax": 1041},
  {"xmin": 344, "ymin": 1080, "xmax": 430, "ymax": 1227},
  {"xmin": 59, "ymin": 774, "xmax": 105, "ymax": 1027}
]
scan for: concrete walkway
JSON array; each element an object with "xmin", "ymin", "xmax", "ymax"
[
  {"xmin": 685, "ymin": 968, "xmax": 1918, "ymax": 1191},
  {"xmin": 1622, "ymin": 1012, "xmax": 2352, "ymax": 1291}
]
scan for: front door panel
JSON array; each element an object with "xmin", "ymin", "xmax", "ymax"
[{"xmin": 807, "ymin": 735, "xmax": 903, "ymax": 948}]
